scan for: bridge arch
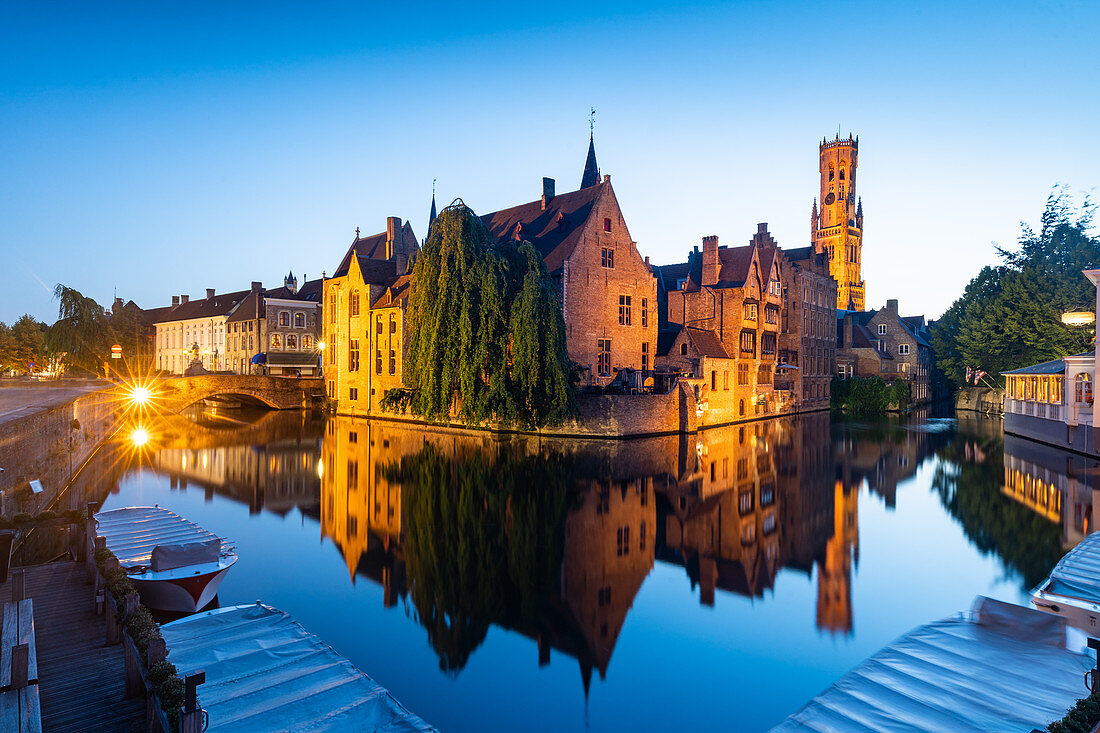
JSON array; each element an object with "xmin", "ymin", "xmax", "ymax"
[{"xmin": 150, "ymin": 375, "xmax": 324, "ymax": 414}]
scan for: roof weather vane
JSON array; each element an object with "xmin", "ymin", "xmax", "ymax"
[{"xmin": 589, "ymin": 107, "xmax": 596, "ymax": 137}]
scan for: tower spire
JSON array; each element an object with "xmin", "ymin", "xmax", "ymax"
[
  {"xmin": 580, "ymin": 108, "xmax": 600, "ymax": 189},
  {"xmin": 427, "ymin": 178, "xmax": 437, "ymax": 240}
]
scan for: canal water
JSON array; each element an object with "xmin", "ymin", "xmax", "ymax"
[{"xmin": 82, "ymin": 408, "xmax": 1077, "ymax": 731}]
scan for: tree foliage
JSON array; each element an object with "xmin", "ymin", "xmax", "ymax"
[
  {"xmin": 403, "ymin": 201, "xmax": 575, "ymax": 428},
  {"xmin": 831, "ymin": 376, "xmax": 909, "ymax": 413},
  {"xmin": 0, "ymin": 315, "xmax": 48, "ymax": 374},
  {"xmin": 45, "ymin": 284, "xmax": 149, "ymax": 376},
  {"xmin": 931, "ymin": 187, "xmax": 1098, "ymax": 392}
]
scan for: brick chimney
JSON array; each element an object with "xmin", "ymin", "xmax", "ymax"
[
  {"xmin": 113, "ymin": 297, "xmax": 123, "ymax": 310},
  {"xmin": 386, "ymin": 217, "xmax": 401, "ymax": 260},
  {"xmin": 541, "ymin": 177, "xmax": 555, "ymax": 210},
  {"xmin": 172, "ymin": 296, "xmax": 180, "ymax": 308},
  {"xmin": 702, "ymin": 235, "xmax": 720, "ymax": 287},
  {"xmin": 251, "ymin": 281, "xmax": 262, "ymax": 293},
  {"xmin": 885, "ymin": 299, "xmax": 899, "ymax": 315},
  {"xmin": 206, "ymin": 288, "xmax": 215, "ymax": 300},
  {"xmin": 181, "ymin": 294, "xmax": 189, "ymax": 304}
]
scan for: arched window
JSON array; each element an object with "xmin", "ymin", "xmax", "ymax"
[
  {"xmin": 739, "ymin": 399, "xmax": 745, "ymax": 416},
  {"xmin": 349, "ymin": 290, "xmax": 360, "ymax": 317},
  {"xmin": 839, "ymin": 168, "xmax": 845, "ymax": 180},
  {"xmin": 828, "ymin": 165, "xmax": 835, "ymax": 182},
  {"xmin": 680, "ymin": 342, "xmax": 688, "ymax": 356}
]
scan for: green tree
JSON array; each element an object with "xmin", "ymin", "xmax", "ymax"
[
  {"xmin": 401, "ymin": 201, "xmax": 575, "ymax": 428},
  {"xmin": 931, "ymin": 188, "xmax": 1097, "ymax": 392},
  {"xmin": 0, "ymin": 315, "xmax": 48, "ymax": 373},
  {"xmin": 46, "ymin": 284, "xmax": 110, "ymax": 375}
]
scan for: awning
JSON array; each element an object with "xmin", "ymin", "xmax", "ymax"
[{"xmin": 250, "ymin": 353, "xmax": 266, "ymax": 364}]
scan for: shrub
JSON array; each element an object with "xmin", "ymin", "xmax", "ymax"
[{"xmin": 1048, "ymin": 690, "xmax": 1100, "ymax": 732}]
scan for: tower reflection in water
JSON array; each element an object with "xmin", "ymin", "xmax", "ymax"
[{"xmin": 314, "ymin": 412, "xmax": 946, "ymax": 683}]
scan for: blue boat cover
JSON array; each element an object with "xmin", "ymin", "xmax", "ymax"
[
  {"xmin": 97, "ymin": 506, "xmax": 228, "ymax": 569},
  {"xmin": 771, "ymin": 597, "xmax": 1093, "ymax": 732},
  {"xmin": 161, "ymin": 603, "xmax": 436, "ymax": 732},
  {"xmin": 1043, "ymin": 530, "xmax": 1100, "ymax": 602}
]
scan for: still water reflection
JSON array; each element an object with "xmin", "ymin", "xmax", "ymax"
[{"xmin": 74, "ymin": 408, "xmax": 1095, "ymax": 732}]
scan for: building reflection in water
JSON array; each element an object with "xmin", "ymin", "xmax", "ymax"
[{"xmin": 312, "ymin": 412, "xmax": 947, "ymax": 687}]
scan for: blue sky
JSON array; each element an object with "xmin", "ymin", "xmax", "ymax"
[{"xmin": 2, "ymin": 1, "xmax": 1097, "ymax": 324}]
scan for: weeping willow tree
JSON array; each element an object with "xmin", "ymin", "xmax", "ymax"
[
  {"xmin": 47, "ymin": 284, "xmax": 110, "ymax": 374},
  {"xmin": 390, "ymin": 443, "xmax": 573, "ymax": 672},
  {"xmin": 397, "ymin": 201, "xmax": 575, "ymax": 428}
]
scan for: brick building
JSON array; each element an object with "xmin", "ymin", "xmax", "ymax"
[
  {"xmin": 322, "ymin": 217, "xmax": 420, "ymax": 413},
  {"xmin": 836, "ymin": 299, "xmax": 932, "ymax": 403},
  {"xmin": 154, "ymin": 288, "xmax": 251, "ymax": 374},
  {"xmin": 480, "ymin": 156, "xmax": 656, "ymax": 384},
  {"xmin": 811, "ymin": 134, "xmax": 865, "ymax": 310},
  {"xmin": 778, "ymin": 247, "xmax": 837, "ymax": 411}
]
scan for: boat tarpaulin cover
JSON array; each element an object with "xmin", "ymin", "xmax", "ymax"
[
  {"xmin": 770, "ymin": 597, "xmax": 1092, "ymax": 732},
  {"xmin": 1043, "ymin": 530, "xmax": 1100, "ymax": 602},
  {"xmin": 161, "ymin": 603, "xmax": 437, "ymax": 732},
  {"xmin": 96, "ymin": 506, "xmax": 226, "ymax": 569},
  {"xmin": 151, "ymin": 538, "xmax": 221, "ymax": 572}
]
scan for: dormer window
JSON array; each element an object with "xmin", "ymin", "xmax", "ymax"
[{"xmin": 878, "ymin": 324, "xmax": 887, "ymax": 335}]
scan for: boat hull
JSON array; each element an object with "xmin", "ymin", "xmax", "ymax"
[
  {"xmin": 1031, "ymin": 589, "xmax": 1100, "ymax": 633},
  {"xmin": 132, "ymin": 565, "xmax": 232, "ymax": 613}
]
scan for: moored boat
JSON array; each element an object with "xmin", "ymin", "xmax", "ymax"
[
  {"xmin": 1032, "ymin": 530, "xmax": 1100, "ymax": 632},
  {"xmin": 96, "ymin": 506, "xmax": 237, "ymax": 613}
]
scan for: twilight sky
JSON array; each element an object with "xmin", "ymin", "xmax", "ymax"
[{"xmin": 2, "ymin": 1, "xmax": 1097, "ymax": 325}]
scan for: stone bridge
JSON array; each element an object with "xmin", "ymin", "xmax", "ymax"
[{"xmin": 150, "ymin": 375, "xmax": 325, "ymax": 413}]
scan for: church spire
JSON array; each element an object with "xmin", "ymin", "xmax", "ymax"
[
  {"xmin": 580, "ymin": 108, "xmax": 600, "ymax": 189},
  {"xmin": 426, "ymin": 179, "xmax": 437, "ymax": 243}
]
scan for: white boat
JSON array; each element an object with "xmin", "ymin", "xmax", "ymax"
[
  {"xmin": 1031, "ymin": 530, "xmax": 1100, "ymax": 633},
  {"xmin": 96, "ymin": 506, "xmax": 237, "ymax": 613}
]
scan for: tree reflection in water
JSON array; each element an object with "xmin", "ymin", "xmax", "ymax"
[{"xmin": 391, "ymin": 444, "xmax": 573, "ymax": 672}]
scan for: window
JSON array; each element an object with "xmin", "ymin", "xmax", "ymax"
[
  {"xmin": 604, "ymin": 217, "xmax": 612, "ymax": 232},
  {"xmin": 618, "ymin": 295, "xmax": 632, "ymax": 325},
  {"xmin": 376, "ymin": 320, "xmax": 383, "ymax": 335},
  {"xmin": 327, "ymin": 380, "xmax": 335, "ymax": 398},
  {"xmin": 829, "ymin": 165, "xmax": 835, "ymax": 182},
  {"xmin": 641, "ymin": 299, "xmax": 648, "ymax": 327},
  {"xmin": 740, "ymin": 330, "xmax": 756, "ymax": 356},
  {"xmin": 286, "ymin": 334, "xmax": 298, "ymax": 350},
  {"xmin": 739, "ymin": 490, "xmax": 753, "ymax": 515},
  {"xmin": 616, "ymin": 526, "xmax": 630, "ymax": 556},
  {"xmin": 641, "ymin": 342, "xmax": 649, "ymax": 371},
  {"xmin": 739, "ymin": 399, "xmax": 745, "ymax": 416},
  {"xmin": 349, "ymin": 291, "xmax": 360, "ymax": 317},
  {"xmin": 1075, "ymin": 373, "xmax": 1092, "ymax": 404},
  {"xmin": 898, "ymin": 343, "xmax": 910, "ymax": 355},
  {"xmin": 757, "ymin": 364, "xmax": 772, "ymax": 384},
  {"xmin": 744, "ymin": 303, "xmax": 758, "ymax": 321},
  {"xmin": 389, "ymin": 349, "xmax": 396, "ymax": 375},
  {"xmin": 723, "ymin": 370, "xmax": 729, "ymax": 390},
  {"xmin": 680, "ymin": 342, "xmax": 688, "ymax": 356},
  {"xmin": 327, "ymin": 338, "xmax": 336, "ymax": 365},
  {"xmin": 349, "ymin": 339, "xmax": 359, "ymax": 371},
  {"xmin": 738, "ymin": 363, "xmax": 749, "ymax": 385},
  {"xmin": 601, "ymin": 247, "xmax": 615, "ymax": 268},
  {"xmin": 270, "ymin": 334, "xmax": 282, "ymax": 350},
  {"xmin": 328, "ymin": 292, "xmax": 337, "ymax": 322},
  {"xmin": 597, "ymin": 339, "xmax": 611, "ymax": 376},
  {"xmin": 761, "ymin": 333, "xmax": 776, "ymax": 355},
  {"xmin": 376, "ymin": 349, "xmax": 383, "ymax": 375},
  {"xmin": 711, "ymin": 371, "xmax": 717, "ymax": 390},
  {"xmin": 764, "ymin": 305, "xmax": 779, "ymax": 325},
  {"xmin": 303, "ymin": 335, "xmax": 313, "ymax": 349},
  {"xmin": 349, "ymin": 387, "xmax": 358, "ymax": 401},
  {"xmin": 279, "ymin": 311, "xmax": 290, "ymax": 327},
  {"xmin": 878, "ymin": 323, "xmax": 887, "ymax": 335},
  {"xmin": 389, "ymin": 316, "xmax": 397, "ymax": 334},
  {"xmin": 294, "ymin": 312, "xmax": 304, "ymax": 327},
  {"xmin": 839, "ymin": 168, "xmax": 845, "ymax": 180}
]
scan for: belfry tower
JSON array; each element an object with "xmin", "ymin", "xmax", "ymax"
[{"xmin": 811, "ymin": 134, "xmax": 865, "ymax": 310}]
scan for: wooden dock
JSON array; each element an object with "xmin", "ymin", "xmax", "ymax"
[{"xmin": 0, "ymin": 562, "xmax": 144, "ymax": 732}]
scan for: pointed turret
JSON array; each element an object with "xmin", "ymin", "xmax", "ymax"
[
  {"xmin": 580, "ymin": 133, "xmax": 600, "ymax": 190},
  {"xmin": 811, "ymin": 198, "xmax": 819, "ymax": 237},
  {"xmin": 856, "ymin": 196, "xmax": 863, "ymax": 228},
  {"xmin": 426, "ymin": 187, "xmax": 437, "ymax": 243}
]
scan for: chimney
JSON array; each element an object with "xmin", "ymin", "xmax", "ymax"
[
  {"xmin": 181, "ymin": 294, "xmax": 189, "ymax": 304},
  {"xmin": 541, "ymin": 177, "xmax": 555, "ymax": 210},
  {"xmin": 603, "ymin": 174, "xmax": 611, "ymax": 184},
  {"xmin": 251, "ymin": 281, "xmax": 262, "ymax": 293},
  {"xmin": 758, "ymin": 223, "xmax": 768, "ymax": 234},
  {"xmin": 206, "ymin": 288, "xmax": 215, "ymax": 300},
  {"xmin": 843, "ymin": 313, "xmax": 853, "ymax": 348},
  {"xmin": 172, "ymin": 295, "xmax": 180, "ymax": 308},
  {"xmin": 886, "ymin": 299, "xmax": 899, "ymax": 314},
  {"xmin": 702, "ymin": 235, "xmax": 720, "ymax": 287},
  {"xmin": 386, "ymin": 217, "xmax": 401, "ymax": 260},
  {"xmin": 113, "ymin": 297, "xmax": 123, "ymax": 310}
]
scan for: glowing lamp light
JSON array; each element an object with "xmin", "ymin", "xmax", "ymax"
[
  {"xmin": 1061, "ymin": 311, "xmax": 1095, "ymax": 326},
  {"xmin": 129, "ymin": 385, "xmax": 152, "ymax": 405},
  {"xmin": 130, "ymin": 427, "xmax": 150, "ymax": 447},
  {"xmin": 317, "ymin": 341, "xmax": 327, "ymax": 351},
  {"xmin": 317, "ymin": 459, "xmax": 324, "ymax": 479}
]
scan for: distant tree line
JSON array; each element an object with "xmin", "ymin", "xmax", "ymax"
[
  {"xmin": 930, "ymin": 188, "xmax": 1099, "ymax": 392},
  {"xmin": 831, "ymin": 376, "xmax": 910, "ymax": 413}
]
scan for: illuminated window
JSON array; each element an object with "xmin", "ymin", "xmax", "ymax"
[
  {"xmin": 270, "ymin": 334, "xmax": 282, "ymax": 350},
  {"xmin": 294, "ymin": 312, "xmax": 304, "ymax": 327},
  {"xmin": 279, "ymin": 311, "xmax": 290, "ymax": 327},
  {"xmin": 349, "ymin": 340, "xmax": 359, "ymax": 372},
  {"xmin": 597, "ymin": 339, "xmax": 611, "ymax": 376},
  {"xmin": 349, "ymin": 291, "xmax": 360, "ymax": 317},
  {"xmin": 286, "ymin": 334, "xmax": 298, "ymax": 350}
]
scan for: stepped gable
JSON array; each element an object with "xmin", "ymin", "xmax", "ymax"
[{"xmin": 480, "ymin": 182, "xmax": 605, "ymax": 275}]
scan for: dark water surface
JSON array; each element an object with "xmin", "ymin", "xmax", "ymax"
[{"xmin": 85, "ymin": 407, "xmax": 1082, "ymax": 732}]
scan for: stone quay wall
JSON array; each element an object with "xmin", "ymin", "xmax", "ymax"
[
  {"xmin": 0, "ymin": 389, "xmax": 121, "ymax": 515},
  {"xmin": 955, "ymin": 386, "xmax": 1004, "ymax": 414}
]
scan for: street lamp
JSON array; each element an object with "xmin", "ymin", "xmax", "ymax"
[{"xmin": 1061, "ymin": 311, "xmax": 1095, "ymax": 326}]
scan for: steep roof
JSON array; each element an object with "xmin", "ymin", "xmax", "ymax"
[
  {"xmin": 153, "ymin": 289, "xmax": 250, "ymax": 324},
  {"xmin": 654, "ymin": 262, "xmax": 690, "ymax": 293},
  {"xmin": 225, "ymin": 292, "xmax": 262, "ymax": 323},
  {"xmin": 685, "ymin": 327, "xmax": 730, "ymax": 359},
  {"xmin": 783, "ymin": 245, "xmax": 816, "ymax": 262},
  {"xmin": 481, "ymin": 182, "xmax": 606, "ymax": 274},
  {"xmin": 580, "ymin": 135, "xmax": 600, "ymax": 189},
  {"xmin": 333, "ymin": 222, "xmax": 418, "ymax": 279},
  {"xmin": 265, "ymin": 277, "xmax": 323, "ymax": 302},
  {"xmin": 372, "ymin": 273, "xmax": 413, "ymax": 309}
]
